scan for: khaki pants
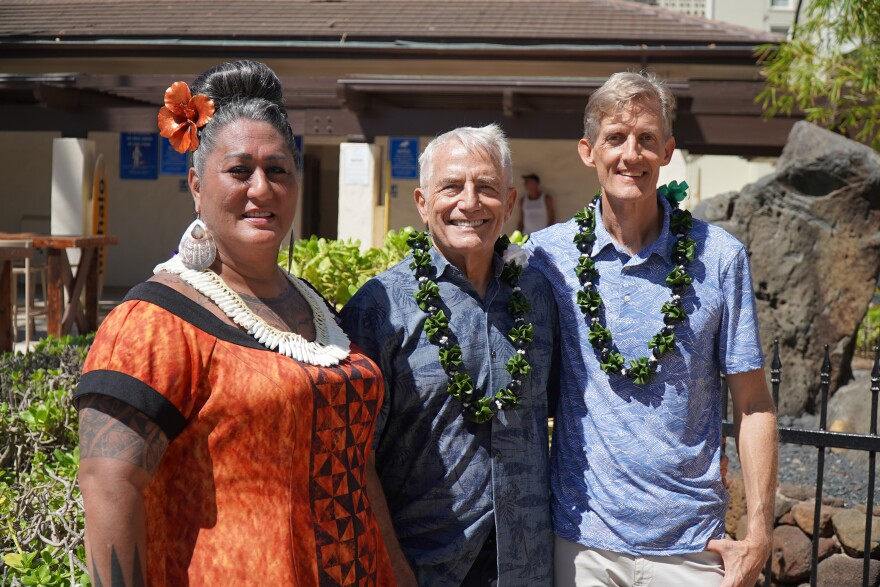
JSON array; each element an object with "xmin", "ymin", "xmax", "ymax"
[{"xmin": 554, "ymin": 535, "xmax": 725, "ymax": 587}]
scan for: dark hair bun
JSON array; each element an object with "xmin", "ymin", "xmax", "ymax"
[{"xmin": 191, "ymin": 60, "xmax": 285, "ymax": 111}]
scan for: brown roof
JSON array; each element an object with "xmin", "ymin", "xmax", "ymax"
[{"xmin": 0, "ymin": 0, "xmax": 777, "ymax": 46}]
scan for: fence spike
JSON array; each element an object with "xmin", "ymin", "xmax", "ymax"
[
  {"xmin": 812, "ymin": 344, "xmax": 832, "ymax": 587},
  {"xmin": 872, "ymin": 346, "xmax": 879, "ymax": 382},
  {"xmin": 772, "ymin": 337, "xmax": 782, "ymax": 371},
  {"xmin": 821, "ymin": 344, "xmax": 831, "ymax": 381},
  {"xmin": 866, "ymin": 346, "xmax": 879, "ymax": 587}
]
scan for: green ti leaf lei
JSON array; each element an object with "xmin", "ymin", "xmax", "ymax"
[
  {"xmin": 573, "ymin": 182, "xmax": 694, "ymax": 385},
  {"xmin": 408, "ymin": 230, "xmax": 533, "ymax": 424}
]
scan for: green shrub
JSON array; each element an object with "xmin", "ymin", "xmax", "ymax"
[
  {"xmin": 278, "ymin": 228, "xmax": 415, "ymax": 308},
  {"xmin": 857, "ymin": 299, "xmax": 880, "ymax": 355},
  {"xmin": 1, "ymin": 335, "xmax": 93, "ymax": 587},
  {"xmin": 277, "ymin": 227, "xmax": 526, "ymax": 308}
]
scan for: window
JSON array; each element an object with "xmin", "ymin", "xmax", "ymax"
[{"xmin": 770, "ymin": 0, "xmax": 793, "ymax": 8}]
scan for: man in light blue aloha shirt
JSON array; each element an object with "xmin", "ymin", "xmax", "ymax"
[
  {"xmin": 341, "ymin": 124, "xmax": 557, "ymax": 587},
  {"xmin": 526, "ymin": 72, "xmax": 778, "ymax": 587}
]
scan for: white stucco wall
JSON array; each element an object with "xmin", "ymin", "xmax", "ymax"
[
  {"xmin": 2, "ymin": 131, "xmax": 781, "ymax": 288},
  {"xmin": 0, "ymin": 131, "xmax": 60, "ymax": 234},
  {"xmin": 687, "ymin": 155, "xmax": 777, "ymax": 203},
  {"xmin": 87, "ymin": 132, "xmax": 196, "ymax": 288}
]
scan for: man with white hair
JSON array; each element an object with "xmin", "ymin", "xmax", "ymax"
[{"xmin": 342, "ymin": 124, "xmax": 558, "ymax": 587}]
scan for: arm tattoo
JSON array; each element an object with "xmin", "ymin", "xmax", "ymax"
[
  {"xmin": 78, "ymin": 396, "xmax": 168, "ymax": 474},
  {"xmin": 92, "ymin": 546, "xmax": 145, "ymax": 587}
]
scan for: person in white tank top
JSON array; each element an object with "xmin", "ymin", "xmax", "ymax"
[{"xmin": 518, "ymin": 173, "xmax": 556, "ymax": 234}]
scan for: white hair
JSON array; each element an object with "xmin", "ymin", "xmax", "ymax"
[{"xmin": 418, "ymin": 123, "xmax": 513, "ymax": 188}]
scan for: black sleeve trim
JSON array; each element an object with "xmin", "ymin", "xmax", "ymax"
[{"xmin": 73, "ymin": 370, "xmax": 188, "ymax": 441}]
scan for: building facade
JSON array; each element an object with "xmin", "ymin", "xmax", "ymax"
[{"xmin": 0, "ymin": 0, "xmax": 800, "ymax": 288}]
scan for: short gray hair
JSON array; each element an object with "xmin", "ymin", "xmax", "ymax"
[
  {"xmin": 583, "ymin": 71, "xmax": 676, "ymax": 144},
  {"xmin": 419, "ymin": 124, "xmax": 513, "ymax": 189}
]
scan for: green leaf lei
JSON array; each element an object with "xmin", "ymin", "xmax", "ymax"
[
  {"xmin": 407, "ymin": 231, "xmax": 533, "ymax": 423},
  {"xmin": 574, "ymin": 182, "xmax": 694, "ymax": 384}
]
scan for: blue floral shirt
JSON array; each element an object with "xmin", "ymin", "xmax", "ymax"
[
  {"xmin": 526, "ymin": 195, "xmax": 764, "ymax": 555},
  {"xmin": 341, "ymin": 246, "xmax": 558, "ymax": 587}
]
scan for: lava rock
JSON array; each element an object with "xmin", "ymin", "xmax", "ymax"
[
  {"xmin": 818, "ymin": 535, "xmax": 840, "ymax": 562},
  {"xmin": 772, "ymin": 525, "xmax": 812, "ymax": 583},
  {"xmin": 816, "ymin": 553, "xmax": 880, "ymax": 587},
  {"xmin": 776, "ymin": 491, "xmax": 797, "ymax": 522},
  {"xmin": 736, "ymin": 514, "xmax": 749, "ymax": 541},
  {"xmin": 780, "ymin": 483, "xmax": 815, "ymax": 502},
  {"xmin": 832, "ymin": 508, "xmax": 880, "ymax": 558},
  {"xmin": 792, "ymin": 500, "xmax": 840, "ymax": 537},
  {"xmin": 694, "ymin": 121, "xmax": 880, "ymax": 416},
  {"xmin": 726, "ymin": 475, "xmax": 747, "ymax": 536},
  {"xmin": 827, "ymin": 374, "xmax": 879, "ymax": 464}
]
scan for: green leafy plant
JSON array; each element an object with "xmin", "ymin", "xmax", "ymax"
[
  {"xmin": 1, "ymin": 335, "xmax": 93, "ymax": 587},
  {"xmin": 278, "ymin": 228, "xmax": 415, "ymax": 308},
  {"xmin": 278, "ymin": 228, "xmax": 528, "ymax": 309},
  {"xmin": 857, "ymin": 301, "xmax": 880, "ymax": 355},
  {"xmin": 757, "ymin": 0, "xmax": 880, "ymax": 149}
]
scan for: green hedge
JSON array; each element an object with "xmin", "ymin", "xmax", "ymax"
[
  {"xmin": 278, "ymin": 228, "xmax": 415, "ymax": 308},
  {"xmin": 279, "ymin": 227, "xmax": 527, "ymax": 308},
  {"xmin": 1, "ymin": 335, "xmax": 93, "ymax": 587}
]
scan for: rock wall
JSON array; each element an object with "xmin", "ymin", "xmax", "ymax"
[
  {"xmin": 727, "ymin": 478, "xmax": 880, "ymax": 586},
  {"xmin": 695, "ymin": 122, "xmax": 880, "ymax": 416}
]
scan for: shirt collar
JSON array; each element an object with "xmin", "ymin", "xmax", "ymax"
[
  {"xmin": 429, "ymin": 241, "xmax": 504, "ymax": 281},
  {"xmin": 591, "ymin": 194, "xmax": 674, "ymax": 262}
]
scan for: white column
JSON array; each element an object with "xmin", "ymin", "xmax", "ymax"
[
  {"xmin": 51, "ymin": 138, "xmax": 96, "ymax": 264},
  {"xmin": 337, "ymin": 143, "xmax": 380, "ymax": 249}
]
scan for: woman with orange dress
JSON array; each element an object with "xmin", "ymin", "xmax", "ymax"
[{"xmin": 75, "ymin": 60, "xmax": 393, "ymax": 586}]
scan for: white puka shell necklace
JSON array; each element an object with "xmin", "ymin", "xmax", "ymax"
[{"xmin": 154, "ymin": 255, "xmax": 350, "ymax": 367}]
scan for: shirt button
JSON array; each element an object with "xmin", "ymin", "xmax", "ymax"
[
  {"xmin": 491, "ymin": 351, "xmax": 497, "ymax": 359},
  {"xmin": 624, "ymin": 295, "xmax": 631, "ymax": 302}
]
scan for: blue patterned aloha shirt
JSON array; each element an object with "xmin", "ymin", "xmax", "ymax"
[
  {"xmin": 341, "ymin": 246, "xmax": 558, "ymax": 587},
  {"xmin": 526, "ymin": 194, "xmax": 764, "ymax": 555}
]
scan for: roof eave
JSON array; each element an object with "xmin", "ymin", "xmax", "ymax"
[{"xmin": 0, "ymin": 38, "xmax": 771, "ymax": 62}]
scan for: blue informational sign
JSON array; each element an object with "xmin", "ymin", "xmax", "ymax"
[
  {"xmin": 390, "ymin": 137, "xmax": 419, "ymax": 180},
  {"xmin": 160, "ymin": 138, "xmax": 189, "ymax": 175},
  {"xmin": 120, "ymin": 133, "xmax": 158, "ymax": 180}
]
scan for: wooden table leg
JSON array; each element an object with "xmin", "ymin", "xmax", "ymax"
[
  {"xmin": 67, "ymin": 247, "xmax": 96, "ymax": 333},
  {"xmin": 84, "ymin": 246, "xmax": 99, "ymax": 331},
  {"xmin": 0, "ymin": 260, "xmax": 12, "ymax": 352},
  {"xmin": 46, "ymin": 248, "xmax": 64, "ymax": 338},
  {"xmin": 61, "ymin": 249, "xmax": 90, "ymax": 335}
]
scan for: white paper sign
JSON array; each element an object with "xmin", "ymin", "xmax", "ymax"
[{"xmin": 343, "ymin": 144, "xmax": 371, "ymax": 185}]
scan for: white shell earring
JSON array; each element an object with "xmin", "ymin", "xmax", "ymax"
[{"xmin": 178, "ymin": 215, "xmax": 216, "ymax": 271}]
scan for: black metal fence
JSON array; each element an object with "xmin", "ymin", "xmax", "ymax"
[{"xmin": 722, "ymin": 341, "xmax": 880, "ymax": 587}]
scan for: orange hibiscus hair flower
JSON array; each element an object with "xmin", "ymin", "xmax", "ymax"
[{"xmin": 157, "ymin": 82, "xmax": 215, "ymax": 154}]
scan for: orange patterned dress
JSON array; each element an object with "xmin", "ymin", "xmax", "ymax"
[{"xmin": 74, "ymin": 282, "xmax": 393, "ymax": 586}]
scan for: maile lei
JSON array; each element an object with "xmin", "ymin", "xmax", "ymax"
[
  {"xmin": 574, "ymin": 180, "xmax": 693, "ymax": 385},
  {"xmin": 407, "ymin": 232, "xmax": 533, "ymax": 424}
]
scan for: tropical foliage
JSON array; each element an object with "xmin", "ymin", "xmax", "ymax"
[
  {"xmin": 757, "ymin": 0, "xmax": 880, "ymax": 149},
  {"xmin": 1, "ymin": 335, "xmax": 93, "ymax": 586},
  {"xmin": 278, "ymin": 228, "xmax": 415, "ymax": 308}
]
